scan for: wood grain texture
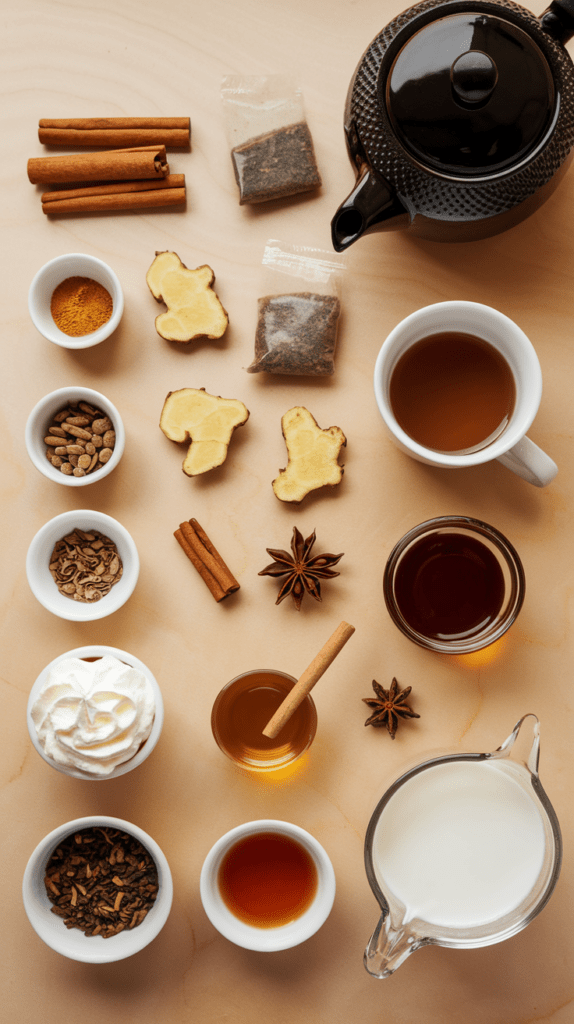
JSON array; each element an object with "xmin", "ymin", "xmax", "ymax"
[{"xmin": 2, "ymin": 0, "xmax": 574, "ymax": 1022}]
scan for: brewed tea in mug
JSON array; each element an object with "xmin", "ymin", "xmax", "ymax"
[{"xmin": 389, "ymin": 331, "xmax": 516, "ymax": 453}]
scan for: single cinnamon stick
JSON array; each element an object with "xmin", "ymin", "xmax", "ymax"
[
  {"xmin": 41, "ymin": 178, "xmax": 186, "ymax": 214},
  {"xmin": 188, "ymin": 519, "xmax": 240, "ymax": 593},
  {"xmin": 39, "ymin": 117, "xmax": 191, "ymax": 147},
  {"xmin": 179, "ymin": 521, "xmax": 240, "ymax": 596},
  {"xmin": 28, "ymin": 145, "xmax": 169, "ymax": 184},
  {"xmin": 41, "ymin": 174, "xmax": 185, "ymax": 203},
  {"xmin": 174, "ymin": 529, "xmax": 227, "ymax": 602},
  {"xmin": 262, "ymin": 621, "xmax": 356, "ymax": 739}
]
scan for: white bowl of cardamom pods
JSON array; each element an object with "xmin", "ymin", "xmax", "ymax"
[
  {"xmin": 25, "ymin": 386, "xmax": 125, "ymax": 486},
  {"xmin": 28, "ymin": 252, "xmax": 124, "ymax": 348},
  {"xmin": 22, "ymin": 815, "xmax": 173, "ymax": 962}
]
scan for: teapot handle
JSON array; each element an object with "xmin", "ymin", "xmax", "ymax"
[
  {"xmin": 540, "ymin": 0, "xmax": 574, "ymax": 44},
  {"xmin": 492, "ymin": 713, "xmax": 540, "ymax": 776}
]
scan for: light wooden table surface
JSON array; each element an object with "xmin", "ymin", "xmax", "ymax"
[{"xmin": 2, "ymin": 0, "xmax": 574, "ymax": 1021}]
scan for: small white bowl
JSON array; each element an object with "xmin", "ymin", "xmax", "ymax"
[
  {"xmin": 27, "ymin": 645, "xmax": 164, "ymax": 780},
  {"xmin": 23, "ymin": 815, "xmax": 173, "ymax": 962},
  {"xmin": 200, "ymin": 819, "xmax": 336, "ymax": 951},
  {"xmin": 25, "ymin": 386, "xmax": 125, "ymax": 487},
  {"xmin": 28, "ymin": 253, "xmax": 124, "ymax": 349},
  {"xmin": 26, "ymin": 509, "xmax": 139, "ymax": 621}
]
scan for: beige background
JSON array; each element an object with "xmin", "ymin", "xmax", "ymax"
[{"xmin": 2, "ymin": 0, "xmax": 574, "ymax": 1021}]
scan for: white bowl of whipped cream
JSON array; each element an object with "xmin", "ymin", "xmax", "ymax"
[{"xmin": 27, "ymin": 646, "xmax": 163, "ymax": 779}]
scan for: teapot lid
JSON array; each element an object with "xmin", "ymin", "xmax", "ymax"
[{"xmin": 385, "ymin": 12, "xmax": 555, "ymax": 177}]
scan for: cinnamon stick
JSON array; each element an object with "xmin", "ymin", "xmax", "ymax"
[
  {"xmin": 41, "ymin": 175, "xmax": 185, "ymax": 214},
  {"xmin": 28, "ymin": 145, "xmax": 169, "ymax": 185},
  {"xmin": 174, "ymin": 519, "xmax": 240, "ymax": 602},
  {"xmin": 175, "ymin": 530, "xmax": 227, "ymax": 602},
  {"xmin": 39, "ymin": 117, "xmax": 191, "ymax": 148},
  {"xmin": 262, "ymin": 621, "xmax": 355, "ymax": 739}
]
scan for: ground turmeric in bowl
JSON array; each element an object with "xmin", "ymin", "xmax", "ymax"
[{"xmin": 51, "ymin": 276, "xmax": 113, "ymax": 336}]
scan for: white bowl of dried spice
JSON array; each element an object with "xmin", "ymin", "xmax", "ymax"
[
  {"xmin": 25, "ymin": 386, "xmax": 125, "ymax": 486},
  {"xmin": 28, "ymin": 252, "xmax": 124, "ymax": 349},
  {"xmin": 26, "ymin": 509, "xmax": 139, "ymax": 621},
  {"xmin": 22, "ymin": 816, "xmax": 173, "ymax": 962},
  {"xmin": 27, "ymin": 645, "xmax": 164, "ymax": 780}
]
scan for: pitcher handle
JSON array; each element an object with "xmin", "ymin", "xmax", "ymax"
[
  {"xmin": 492, "ymin": 713, "xmax": 540, "ymax": 776},
  {"xmin": 364, "ymin": 911, "xmax": 424, "ymax": 978},
  {"xmin": 496, "ymin": 436, "xmax": 557, "ymax": 488}
]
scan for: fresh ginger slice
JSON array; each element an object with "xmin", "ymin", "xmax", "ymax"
[
  {"xmin": 160, "ymin": 388, "xmax": 249, "ymax": 476},
  {"xmin": 272, "ymin": 407, "xmax": 346, "ymax": 503},
  {"xmin": 146, "ymin": 251, "xmax": 229, "ymax": 342}
]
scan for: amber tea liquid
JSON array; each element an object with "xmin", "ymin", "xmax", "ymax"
[
  {"xmin": 218, "ymin": 831, "xmax": 318, "ymax": 928},
  {"xmin": 393, "ymin": 531, "xmax": 506, "ymax": 642},
  {"xmin": 211, "ymin": 670, "xmax": 317, "ymax": 771},
  {"xmin": 389, "ymin": 332, "xmax": 516, "ymax": 452}
]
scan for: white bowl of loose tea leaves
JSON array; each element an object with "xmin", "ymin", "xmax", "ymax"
[
  {"xmin": 26, "ymin": 509, "xmax": 139, "ymax": 621},
  {"xmin": 28, "ymin": 252, "xmax": 124, "ymax": 349},
  {"xmin": 22, "ymin": 816, "xmax": 173, "ymax": 962},
  {"xmin": 25, "ymin": 386, "xmax": 125, "ymax": 486}
]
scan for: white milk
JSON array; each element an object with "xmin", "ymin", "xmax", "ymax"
[{"xmin": 373, "ymin": 760, "xmax": 546, "ymax": 930}]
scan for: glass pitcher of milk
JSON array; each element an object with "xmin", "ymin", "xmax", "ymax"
[{"xmin": 364, "ymin": 715, "xmax": 561, "ymax": 978}]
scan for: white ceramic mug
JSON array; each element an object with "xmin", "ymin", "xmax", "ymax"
[
  {"xmin": 200, "ymin": 819, "xmax": 336, "ymax": 951},
  {"xmin": 373, "ymin": 301, "xmax": 557, "ymax": 487}
]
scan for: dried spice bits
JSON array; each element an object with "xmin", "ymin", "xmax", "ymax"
[
  {"xmin": 362, "ymin": 678, "xmax": 420, "ymax": 739},
  {"xmin": 51, "ymin": 277, "xmax": 113, "ymax": 336},
  {"xmin": 44, "ymin": 399, "xmax": 116, "ymax": 477},
  {"xmin": 49, "ymin": 528, "xmax": 123, "ymax": 602},
  {"xmin": 231, "ymin": 122, "xmax": 321, "ymax": 204},
  {"xmin": 45, "ymin": 827, "xmax": 158, "ymax": 938},
  {"xmin": 248, "ymin": 293, "xmax": 341, "ymax": 376},
  {"xmin": 259, "ymin": 527, "xmax": 343, "ymax": 610}
]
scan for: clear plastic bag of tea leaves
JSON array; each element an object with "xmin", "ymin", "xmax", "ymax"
[
  {"xmin": 247, "ymin": 241, "xmax": 345, "ymax": 376},
  {"xmin": 221, "ymin": 76, "xmax": 322, "ymax": 205}
]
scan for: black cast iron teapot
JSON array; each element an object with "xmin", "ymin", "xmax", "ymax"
[{"xmin": 331, "ymin": 0, "xmax": 574, "ymax": 247}]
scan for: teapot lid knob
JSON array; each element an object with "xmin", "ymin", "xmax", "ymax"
[{"xmin": 450, "ymin": 50, "xmax": 498, "ymax": 107}]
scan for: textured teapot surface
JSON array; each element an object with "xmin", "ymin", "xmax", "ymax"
[{"xmin": 332, "ymin": 0, "xmax": 574, "ymax": 246}]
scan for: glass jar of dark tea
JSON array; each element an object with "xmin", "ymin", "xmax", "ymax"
[
  {"xmin": 383, "ymin": 516, "xmax": 525, "ymax": 654},
  {"xmin": 211, "ymin": 669, "xmax": 317, "ymax": 772}
]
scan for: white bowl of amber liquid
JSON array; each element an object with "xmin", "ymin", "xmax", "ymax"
[
  {"xmin": 211, "ymin": 669, "xmax": 317, "ymax": 772},
  {"xmin": 22, "ymin": 815, "xmax": 173, "ymax": 962},
  {"xmin": 27, "ymin": 645, "xmax": 163, "ymax": 780}
]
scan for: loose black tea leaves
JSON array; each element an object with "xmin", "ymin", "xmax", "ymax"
[
  {"xmin": 248, "ymin": 292, "xmax": 341, "ymax": 375},
  {"xmin": 44, "ymin": 826, "xmax": 158, "ymax": 938},
  {"xmin": 231, "ymin": 122, "xmax": 321, "ymax": 205},
  {"xmin": 222, "ymin": 76, "xmax": 322, "ymax": 206}
]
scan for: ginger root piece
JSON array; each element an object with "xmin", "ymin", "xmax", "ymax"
[
  {"xmin": 272, "ymin": 407, "xmax": 346, "ymax": 503},
  {"xmin": 146, "ymin": 251, "xmax": 229, "ymax": 343},
  {"xmin": 160, "ymin": 388, "xmax": 249, "ymax": 476}
]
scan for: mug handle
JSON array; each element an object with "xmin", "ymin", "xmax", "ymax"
[{"xmin": 497, "ymin": 436, "xmax": 557, "ymax": 488}]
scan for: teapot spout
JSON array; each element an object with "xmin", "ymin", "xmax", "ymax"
[
  {"xmin": 364, "ymin": 911, "xmax": 424, "ymax": 978},
  {"xmin": 331, "ymin": 164, "xmax": 411, "ymax": 251}
]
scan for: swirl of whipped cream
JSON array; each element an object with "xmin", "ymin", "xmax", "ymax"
[{"xmin": 31, "ymin": 655, "xmax": 156, "ymax": 776}]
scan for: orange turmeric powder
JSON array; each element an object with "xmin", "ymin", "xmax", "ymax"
[{"xmin": 50, "ymin": 276, "xmax": 113, "ymax": 336}]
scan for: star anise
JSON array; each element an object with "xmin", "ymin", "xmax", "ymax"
[
  {"xmin": 362, "ymin": 678, "xmax": 420, "ymax": 739},
  {"xmin": 258, "ymin": 527, "xmax": 343, "ymax": 611}
]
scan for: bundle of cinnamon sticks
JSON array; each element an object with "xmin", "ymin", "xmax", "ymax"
[
  {"xmin": 30, "ymin": 118, "xmax": 190, "ymax": 214},
  {"xmin": 175, "ymin": 519, "xmax": 240, "ymax": 602}
]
